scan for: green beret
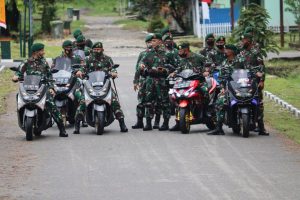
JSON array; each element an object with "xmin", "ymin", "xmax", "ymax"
[
  {"xmin": 216, "ymin": 36, "xmax": 226, "ymax": 43},
  {"xmin": 73, "ymin": 29, "xmax": 82, "ymax": 39},
  {"xmin": 244, "ymin": 26, "xmax": 254, "ymax": 34},
  {"xmin": 154, "ymin": 33, "xmax": 162, "ymax": 40},
  {"xmin": 92, "ymin": 42, "xmax": 103, "ymax": 49},
  {"xmin": 76, "ymin": 35, "xmax": 86, "ymax": 43},
  {"xmin": 241, "ymin": 33, "xmax": 253, "ymax": 40},
  {"xmin": 225, "ymin": 44, "xmax": 239, "ymax": 55},
  {"xmin": 178, "ymin": 42, "xmax": 190, "ymax": 50},
  {"xmin": 162, "ymin": 34, "xmax": 173, "ymax": 41},
  {"xmin": 161, "ymin": 27, "xmax": 170, "ymax": 36},
  {"xmin": 31, "ymin": 43, "xmax": 45, "ymax": 53},
  {"xmin": 205, "ymin": 33, "xmax": 215, "ymax": 41},
  {"xmin": 62, "ymin": 40, "xmax": 73, "ymax": 48},
  {"xmin": 145, "ymin": 34, "xmax": 154, "ymax": 42}
]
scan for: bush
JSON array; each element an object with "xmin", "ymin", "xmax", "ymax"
[{"xmin": 147, "ymin": 17, "xmax": 164, "ymax": 32}]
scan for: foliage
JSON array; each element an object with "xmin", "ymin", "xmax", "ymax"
[
  {"xmin": 285, "ymin": 0, "xmax": 300, "ymax": 26},
  {"xmin": 147, "ymin": 17, "xmax": 164, "ymax": 32},
  {"xmin": 0, "ymin": 69, "xmax": 17, "ymax": 114},
  {"xmin": 231, "ymin": 3, "xmax": 279, "ymax": 57},
  {"xmin": 167, "ymin": 0, "xmax": 189, "ymax": 32}
]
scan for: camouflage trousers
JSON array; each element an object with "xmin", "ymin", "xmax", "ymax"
[
  {"xmin": 143, "ymin": 77, "xmax": 171, "ymax": 119},
  {"xmin": 75, "ymin": 88, "xmax": 124, "ymax": 120},
  {"xmin": 47, "ymin": 93, "xmax": 63, "ymax": 125},
  {"xmin": 257, "ymin": 88, "xmax": 264, "ymax": 122},
  {"xmin": 136, "ymin": 78, "xmax": 146, "ymax": 118},
  {"xmin": 215, "ymin": 92, "xmax": 227, "ymax": 124}
]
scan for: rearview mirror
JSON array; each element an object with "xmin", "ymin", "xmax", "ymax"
[{"xmin": 113, "ymin": 64, "xmax": 119, "ymax": 69}]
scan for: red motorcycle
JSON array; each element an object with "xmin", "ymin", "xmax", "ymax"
[{"xmin": 171, "ymin": 69, "xmax": 217, "ymax": 134}]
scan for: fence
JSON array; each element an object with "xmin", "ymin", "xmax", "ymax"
[{"xmin": 197, "ymin": 23, "xmax": 291, "ymax": 39}]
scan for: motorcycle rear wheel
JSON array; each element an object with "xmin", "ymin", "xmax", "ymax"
[
  {"xmin": 95, "ymin": 111, "xmax": 105, "ymax": 135},
  {"xmin": 25, "ymin": 117, "xmax": 34, "ymax": 141},
  {"xmin": 179, "ymin": 108, "xmax": 190, "ymax": 134}
]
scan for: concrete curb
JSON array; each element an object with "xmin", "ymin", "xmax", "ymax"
[
  {"xmin": 264, "ymin": 91, "xmax": 300, "ymax": 118},
  {"xmin": 0, "ymin": 65, "xmax": 5, "ymax": 72}
]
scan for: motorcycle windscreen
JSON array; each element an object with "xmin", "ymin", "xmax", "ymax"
[
  {"xmin": 23, "ymin": 75, "xmax": 42, "ymax": 91},
  {"xmin": 229, "ymin": 69, "xmax": 256, "ymax": 95},
  {"xmin": 88, "ymin": 71, "xmax": 107, "ymax": 90},
  {"xmin": 54, "ymin": 57, "xmax": 72, "ymax": 72},
  {"xmin": 53, "ymin": 70, "xmax": 72, "ymax": 85},
  {"xmin": 73, "ymin": 50, "xmax": 85, "ymax": 60}
]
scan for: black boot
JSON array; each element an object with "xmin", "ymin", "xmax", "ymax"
[
  {"xmin": 143, "ymin": 118, "xmax": 152, "ymax": 131},
  {"xmin": 82, "ymin": 121, "xmax": 88, "ymax": 127},
  {"xmin": 119, "ymin": 118, "xmax": 128, "ymax": 132},
  {"xmin": 153, "ymin": 115, "xmax": 160, "ymax": 129},
  {"xmin": 58, "ymin": 123, "xmax": 68, "ymax": 137},
  {"xmin": 258, "ymin": 120, "xmax": 269, "ymax": 136},
  {"xmin": 169, "ymin": 121, "xmax": 180, "ymax": 131},
  {"xmin": 73, "ymin": 118, "xmax": 81, "ymax": 134},
  {"xmin": 132, "ymin": 117, "xmax": 144, "ymax": 129},
  {"xmin": 207, "ymin": 123, "xmax": 224, "ymax": 135},
  {"xmin": 159, "ymin": 118, "xmax": 169, "ymax": 131}
]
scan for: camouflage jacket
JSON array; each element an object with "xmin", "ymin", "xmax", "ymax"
[
  {"xmin": 85, "ymin": 53, "xmax": 117, "ymax": 74},
  {"xmin": 164, "ymin": 47, "xmax": 180, "ymax": 70},
  {"xmin": 16, "ymin": 57, "xmax": 54, "ymax": 89},
  {"xmin": 213, "ymin": 49, "xmax": 227, "ymax": 67},
  {"xmin": 133, "ymin": 48, "xmax": 150, "ymax": 84},
  {"xmin": 176, "ymin": 52, "xmax": 207, "ymax": 74},
  {"xmin": 200, "ymin": 46, "xmax": 218, "ymax": 59},
  {"xmin": 219, "ymin": 58, "xmax": 242, "ymax": 85},
  {"xmin": 237, "ymin": 46, "xmax": 265, "ymax": 81},
  {"xmin": 52, "ymin": 52, "xmax": 84, "ymax": 72}
]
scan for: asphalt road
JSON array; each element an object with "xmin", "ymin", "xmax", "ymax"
[{"xmin": 0, "ymin": 56, "xmax": 300, "ymax": 200}]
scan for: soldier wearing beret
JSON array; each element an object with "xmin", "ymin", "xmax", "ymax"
[
  {"xmin": 200, "ymin": 33, "xmax": 218, "ymax": 60},
  {"xmin": 12, "ymin": 43, "xmax": 68, "ymax": 137},
  {"xmin": 207, "ymin": 44, "xmax": 241, "ymax": 135},
  {"xmin": 238, "ymin": 33, "xmax": 269, "ymax": 136},
  {"xmin": 74, "ymin": 42, "xmax": 128, "ymax": 133},
  {"xmin": 213, "ymin": 36, "xmax": 227, "ymax": 67},
  {"xmin": 169, "ymin": 42, "xmax": 209, "ymax": 131},
  {"xmin": 132, "ymin": 34, "xmax": 154, "ymax": 129},
  {"xmin": 73, "ymin": 35, "xmax": 86, "ymax": 60},
  {"xmin": 139, "ymin": 33, "xmax": 172, "ymax": 131}
]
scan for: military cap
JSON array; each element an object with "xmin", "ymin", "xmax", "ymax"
[
  {"xmin": 241, "ymin": 33, "xmax": 253, "ymax": 40},
  {"xmin": 244, "ymin": 26, "xmax": 254, "ymax": 34},
  {"xmin": 205, "ymin": 33, "xmax": 215, "ymax": 41},
  {"xmin": 161, "ymin": 27, "xmax": 170, "ymax": 36},
  {"xmin": 178, "ymin": 42, "xmax": 190, "ymax": 50},
  {"xmin": 216, "ymin": 36, "xmax": 226, "ymax": 43},
  {"xmin": 145, "ymin": 34, "xmax": 154, "ymax": 42},
  {"xmin": 73, "ymin": 29, "xmax": 82, "ymax": 39},
  {"xmin": 162, "ymin": 34, "xmax": 173, "ymax": 41},
  {"xmin": 62, "ymin": 40, "xmax": 73, "ymax": 48},
  {"xmin": 154, "ymin": 33, "xmax": 162, "ymax": 40},
  {"xmin": 31, "ymin": 43, "xmax": 45, "ymax": 53},
  {"xmin": 76, "ymin": 35, "xmax": 86, "ymax": 43},
  {"xmin": 92, "ymin": 42, "xmax": 103, "ymax": 49},
  {"xmin": 225, "ymin": 44, "xmax": 239, "ymax": 55}
]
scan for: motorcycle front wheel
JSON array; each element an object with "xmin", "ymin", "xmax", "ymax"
[
  {"xmin": 242, "ymin": 113, "xmax": 250, "ymax": 138},
  {"xmin": 25, "ymin": 117, "xmax": 34, "ymax": 141},
  {"xmin": 95, "ymin": 111, "xmax": 105, "ymax": 135},
  {"xmin": 179, "ymin": 108, "xmax": 190, "ymax": 134}
]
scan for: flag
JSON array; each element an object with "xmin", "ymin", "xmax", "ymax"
[
  {"xmin": 0, "ymin": 0, "xmax": 6, "ymax": 29},
  {"xmin": 202, "ymin": 0, "xmax": 212, "ymax": 3},
  {"xmin": 202, "ymin": 2, "xmax": 210, "ymax": 20}
]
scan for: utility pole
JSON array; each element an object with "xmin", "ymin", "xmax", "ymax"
[
  {"xmin": 230, "ymin": 0, "xmax": 234, "ymax": 31},
  {"xmin": 280, "ymin": 0, "xmax": 284, "ymax": 48},
  {"xmin": 28, "ymin": 0, "xmax": 33, "ymax": 56}
]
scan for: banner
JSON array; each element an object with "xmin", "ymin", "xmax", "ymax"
[
  {"xmin": 0, "ymin": 0, "xmax": 6, "ymax": 29},
  {"xmin": 202, "ymin": 2, "xmax": 210, "ymax": 20}
]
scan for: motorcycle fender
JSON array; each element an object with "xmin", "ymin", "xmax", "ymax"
[
  {"xmin": 94, "ymin": 104, "xmax": 105, "ymax": 111},
  {"xmin": 84, "ymin": 89, "xmax": 93, "ymax": 107},
  {"xmin": 240, "ymin": 108, "xmax": 249, "ymax": 114},
  {"xmin": 25, "ymin": 109, "xmax": 36, "ymax": 117},
  {"xmin": 103, "ymin": 90, "xmax": 112, "ymax": 105},
  {"xmin": 179, "ymin": 100, "xmax": 188, "ymax": 108},
  {"xmin": 17, "ymin": 94, "xmax": 25, "ymax": 110},
  {"xmin": 36, "ymin": 95, "xmax": 47, "ymax": 110}
]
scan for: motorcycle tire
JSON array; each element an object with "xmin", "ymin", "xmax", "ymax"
[
  {"xmin": 34, "ymin": 130, "xmax": 42, "ymax": 136},
  {"xmin": 242, "ymin": 113, "xmax": 250, "ymax": 138},
  {"xmin": 95, "ymin": 111, "xmax": 105, "ymax": 135},
  {"xmin": 25, "ymin": 117, "xmax": 34, "ymax": 141},
  {"xmin": 179, "ymin": 108, "xmax": 190, "ymax": 134}
]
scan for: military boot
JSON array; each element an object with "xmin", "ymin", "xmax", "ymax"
[
  {"xmin": 169, "ymin": 121, "xmax": 180, "ymax": 131},
  {"xmin": 119, "ymin": 118, "xmax": 128, "ymax": 132},
  {"xmin": 73, "ymin": 118, "xmax": 81, "ymax": 134},
  {"xmin": 132, "ymin": 117, "xmax": 144, "ymax": 129},
  {"xmin": 153, "ymin": 115, "xmax": 160, "ymax": 129},
  {"xmin": 159, "ymin": 118, "xmax": 169, "ymax": 131},
  {"xmin": 207, "ymin": 122, "xmax": 224, "ymax": 135},
  {"xmin": 143, "ymin": 118, "xmax": 152, "ymax": 131},
  {"xmin": 82, "ymin": 120, "xmax": 88, "ymax": 127},
  {"xmin": 58, "ymin": 123, "xmax": 68, "ymax": 137},
  {"xmin": 258, "ymin": 120, "xmax": 269, "ymax": 136}
]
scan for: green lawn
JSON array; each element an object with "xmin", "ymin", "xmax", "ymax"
[{"xmin": 0, "ymin": 69, "xmax": 17, "ymax": 115}]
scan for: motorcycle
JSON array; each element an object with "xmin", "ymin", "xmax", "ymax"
[
  {"xmin": 10, "ymin": 67, "xmax": 58, "ymax": 141},
  {"xmin": 52, "ymin": 57, "xmax": 81, "ymax": 126},
  {"xmin": 82, "ymin": 65, "xmax": 119, "ymax": 135},
  {"xmin": 224, "ymin": 69, "xmax": 259, "ymax": 138},
  {"xmin": 171, "ymin": 69, "xmax": 217, "ymax": 134}
]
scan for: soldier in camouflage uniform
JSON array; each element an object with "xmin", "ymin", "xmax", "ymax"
[
  {"xmin": 74, "ymin": 42, "xmax": 128, "ymax": 133},
  {"xmin": 139, "ymin": 33, "xmax": 171, "ymax": 131},
  {"xmin": 73, "ymin": 35, "xmax": 86, "ymax": 60},
  {"xmin": 169, "ymin": 42, "xmax": 209, "ymax": 131},
  {"xmin": 238, "ymin": 33, "xmax": 269, "ymax": 136},
  {"xmin": 213, "ymin": 36, "xmax": 227, "ymax": 67},
  {"xmin": 12, "ymin": 43, "xmax": 68, "ymax": 137},
  {"xmin": 132, "ymin": 34, "xmax": 153, "ymax": 129},
  {"xmin": 207, "ymin": 44, "xmax": 241, "ymax": 135}
]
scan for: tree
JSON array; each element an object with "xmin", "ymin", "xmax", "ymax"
[
  {"xmin": 285, "ymin": 0, "xmax": 300, "ymax": 36},
  {"xmin": 231, "ymin": 3, "xmax": 279, "ymax": 57}
]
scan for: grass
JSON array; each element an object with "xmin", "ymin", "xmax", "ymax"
[
  {"xmin": 114, "ymin": 19, "xmax": 149, "ymax": 31},
  {"xmin": 0, "ymin": 69, "xmax": 17, "ymax": 115},
  {"xmin": 265, "ymin": 99, "xmax": 300, "ymax": 144}
]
